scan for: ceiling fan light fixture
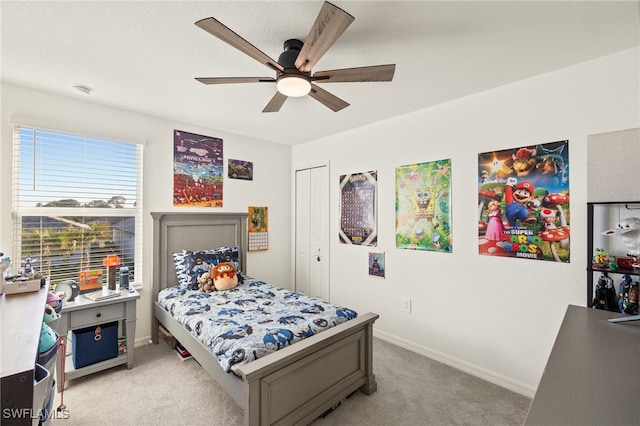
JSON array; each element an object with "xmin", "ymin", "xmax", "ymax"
[{"xmin": 276, "ymin": 75, "xmax": 311, "ymax": 97}]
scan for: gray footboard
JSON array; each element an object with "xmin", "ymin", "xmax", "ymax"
[
  {"xmin": 236, "ymin": 312, "xmax": 379, "ymax": 426},
  {"xmin": 154, "ymin": 304, "xmax": 378, "ymax": 426}
]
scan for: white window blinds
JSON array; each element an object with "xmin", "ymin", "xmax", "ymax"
[{"xmin": 11, "ymin": 125, "xmax": 143, "ymax": 288}]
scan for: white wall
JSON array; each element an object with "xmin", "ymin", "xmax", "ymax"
[
  {"xmin": 0, "ymin": 83, "xmax": 292, "ymax": 343},
  {"xmin": 292, "ymin": 47, "xmax": 640, "ymax": 397}
]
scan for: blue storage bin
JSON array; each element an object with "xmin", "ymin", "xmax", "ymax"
[{"xmin": 72, "ymin": 321, "xmax": 118, "ymax": 369}]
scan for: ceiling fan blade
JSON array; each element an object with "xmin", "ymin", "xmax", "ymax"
[
  {"xmin": 308, "ymin": 84, "xmax": 349, "ymax": 112},
  {"xmin": 295, "ymin": 2, "xmax": 354, "ymax": 73},
  {"xmin": 313, "ymin": 64, "xmax": 396, "ymax": 83},
  {"xmin": 262, "ymin": 92, "xmax": 288, "ymax": 113},
  {"xmin": 196, "ymin": 17, "xmax": 284, "ymax": 73},
  {"xmin": 196, "ymin": 77, "xmax": 275, "ymax": 85}
]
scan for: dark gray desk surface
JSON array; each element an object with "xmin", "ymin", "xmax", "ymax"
[{"xmin": 525, "ymin": 305, "xmax": 640, "ymax": 426}]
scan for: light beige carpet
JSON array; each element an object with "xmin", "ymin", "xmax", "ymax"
[{"xmin": 51, "ymin": 338, "xmax": 531, "ymax": 425}]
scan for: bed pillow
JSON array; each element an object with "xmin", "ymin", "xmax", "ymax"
[
  {"xmin": 173, "ymin": 246, "xmax": 243, "ymax": 289},
  {"xmin": 172, "ymin": 250, "xmax": 192, "ymax": 287}
]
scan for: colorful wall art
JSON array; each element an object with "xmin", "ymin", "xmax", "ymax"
[
  {"xmin": 228, "ymin": 159, "xmax": 253, "ymax": 180},
  {"xmin": 173, "ymin": 130, "xmax": 224, "ymax": 207},
  {"xmin": 339, "ymin": 171, "xmax": 377, "ymax": 246},
  {"xmin": 248, "ymin": 206, "xmax": 268, "ymax": 251},
  {"xmin": 368, "ymin": 251, "xmax": 385, "ymax": 278},
  {"xmin": 477, "ymin": 140, "xmax": 570, "ymax": 262},
  {"xmin": 395, "ymin": 159, "xmax": 452, "ymax": 252}
]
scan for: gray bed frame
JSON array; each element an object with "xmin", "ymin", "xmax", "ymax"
[{"xmin": 151, "ymin": 212, "xmax": 378, "ymax": 426}]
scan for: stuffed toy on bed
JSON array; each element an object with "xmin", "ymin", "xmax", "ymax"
[
  {"xmin": 197, "ymin": 271, "xmax": 215, "ymax": 293},
  {"xmin": 212, "ymin": 262, "xmax": 238, "ymax": 291}
]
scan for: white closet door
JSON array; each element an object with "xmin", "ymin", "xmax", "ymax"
[
  {"xmin": 295, "ymin": 165, "xmax": 329, "ymax": 300},
  {"xmin": 295, "ymin": 168, "xmax": 311, "ymax": 296}
]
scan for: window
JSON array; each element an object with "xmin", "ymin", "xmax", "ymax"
[{"xmin": 11, "ymin": 125, "xmax": 143, "ymax": 289}]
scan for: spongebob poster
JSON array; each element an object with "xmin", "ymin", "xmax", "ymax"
[
  {"xmin": 173, "ymin": 130, "xmax": 224, "ymax": 207},
  {"xmin": 395, "ymin": 159, "xmax": 452, "ymax": 252},
  {"xmin": 477, "ymin": 140, "xmax": 570, "ymax": 262}
]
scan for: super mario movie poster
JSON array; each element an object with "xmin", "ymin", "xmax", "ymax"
[
  {"xmin": 477, "ymin": 140, "xmax": 570, "ymax": 262},
  {"xmin": 173, "ymin": 130, "xmax": 224, "ymax": 207},
  {"xmin": 396, "ymin": 159, "xmax": 452, "ymax": 253}
]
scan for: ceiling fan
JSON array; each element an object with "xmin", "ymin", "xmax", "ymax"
[{"xmin": 194, "ymin": 1, "xmax": 396, "ymax": 113}]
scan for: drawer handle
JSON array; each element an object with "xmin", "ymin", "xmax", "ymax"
[{"xmin": 96, "ymin": 313, "xmax": 102, "ymax": 318}]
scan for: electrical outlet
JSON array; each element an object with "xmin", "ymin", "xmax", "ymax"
[{"xmin": 401, "ymin": 297, "xmax": 412, "ymax": 313}]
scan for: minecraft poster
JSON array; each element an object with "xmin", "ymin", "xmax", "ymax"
[
  {"xmin": 395, "ymin": 159, "xmax": 452, "ymax": 253},
  {"xmin": 477, "ymin": 140, "xmax": 570, "ymax": 262},
  {"xmin": 173, "ymin": 130, "xmax": 223, "ymax": 207}
]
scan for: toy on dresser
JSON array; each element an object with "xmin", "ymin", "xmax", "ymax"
[
  {"xmin": 617, "ymin": 274, "xmax": 633, "ymax": 313},
  {"xmin": 592, "ymin": 248, "xmax": 614, "ymax": 270},
  {"xmin": 2, "ymin": 255, "xmax": 48, "ymax": 294},
  {"xmin": 592, "ymin": 272, "xmax": 618, "ymax": 312},
  {"xmin": 622, "ymin": 279, "xmax": 639, "ymax": 316},
  {"xmin": 602, "ymin": 217, "xmax": 640, "ymax": 265}
]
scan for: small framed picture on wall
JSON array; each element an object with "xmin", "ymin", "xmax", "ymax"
[
  {"xmin": 229, "ymin": 159, "xmax": 253, "ymax": 180},
  {"xmin": 368, "ymin": 251, "xmax": 385, "ymax": 278}
]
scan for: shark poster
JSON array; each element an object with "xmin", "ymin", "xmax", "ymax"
[
  {"xmin": 477, "ymin": 140, "xmax": 570, "ymax": 262},
  {"xmin": 395, "ymin": 159, "xmax": 452, "ymax": 253},
  {"xmin": 173, "ymin": 130, "xmax": 224, "ymax": 207}
]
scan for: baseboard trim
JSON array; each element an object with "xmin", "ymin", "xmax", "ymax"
[
  {"xmin": 140, "ymin": 330, "xmax": 537, "ymax": 398},
  {"xmin": 136, "ymin": 335, "xmax": 153, "ymax": 347},
  {"xmin": 373, "ymin": 329, "xmax": 536, "ymax": 399}
]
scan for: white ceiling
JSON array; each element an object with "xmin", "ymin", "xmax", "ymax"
[{"xmin": 2, "ymin": 1, "xmax": 638, "ymax": 146}]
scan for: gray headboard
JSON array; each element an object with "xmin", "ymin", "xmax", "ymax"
[{"xmin": 151, "ymin": 212, "xmax": 248, "ymax": 301}]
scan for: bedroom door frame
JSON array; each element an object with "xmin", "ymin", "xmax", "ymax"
[{"xmin": 293, "ymin": 161, "xmax": 330, "ymax": 301}]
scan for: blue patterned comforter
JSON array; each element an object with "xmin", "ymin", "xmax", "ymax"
[{"xmin": 157, "ymin": 277, "xmax": 358, "ymax": 373}]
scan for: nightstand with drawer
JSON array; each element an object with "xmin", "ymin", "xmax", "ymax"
[{"xmin": 54, "ymin": 288, "xmax": 139, "ymax": 392}]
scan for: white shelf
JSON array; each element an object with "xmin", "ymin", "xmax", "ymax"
[{"xmin": 62, "ymin": 352, "xmax": 128, "ymax": 381}]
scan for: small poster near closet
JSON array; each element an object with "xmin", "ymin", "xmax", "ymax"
[
  {"xmin": 339, "ymin": 171, "xmax": 378, "ymax": 246},
  {"xmin": 477, "ymin": 140, "xmax": 570, "ymax": 262}
]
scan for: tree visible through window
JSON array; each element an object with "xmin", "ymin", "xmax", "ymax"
[{"xmin": 12, "ymin": 126, "xmax": 143, "ymax": 289}]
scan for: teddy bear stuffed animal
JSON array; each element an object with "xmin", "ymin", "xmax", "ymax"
[
  {"xmin": 197, "ymin": 271, "xmax": 215, "ymax": 293},
  {"xmin": 212, "ymin": 262, "xmax": 238, "ymax": 290}
]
